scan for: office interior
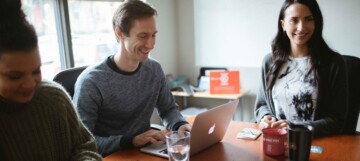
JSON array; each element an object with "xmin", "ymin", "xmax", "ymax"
[
  {"xmin": 146, "ymin": 0, "xmax": 360, "ymax": 132},
  {"xmin": 22, "ymin": 0, "xmax": 359, "ymax": 130}
]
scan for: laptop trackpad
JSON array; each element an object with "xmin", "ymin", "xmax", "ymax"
[{"xmin": 140, "ymin": 142, "xmax": 169, "ymax": 158}]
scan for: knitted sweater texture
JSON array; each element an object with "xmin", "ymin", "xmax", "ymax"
[
  {"xmin": 73, "ymin": 57, "xmax": 187, "ymax": 156},
  {"xmin": 0, "ymin": 81, "xmax": 102, "ymax": 161}
]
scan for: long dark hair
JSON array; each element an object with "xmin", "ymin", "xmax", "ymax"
[
  {"xmin": 267, "ymin": 0, "xmax": 335, "ymax": 91},
  {"xmin": 0, "ymin": 0, "xmax": 38, "ymax": 55}
]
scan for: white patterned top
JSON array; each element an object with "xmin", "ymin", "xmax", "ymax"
[{"xmin": 272, "ymin": 56, "xmax": 318, "ymax": 122}]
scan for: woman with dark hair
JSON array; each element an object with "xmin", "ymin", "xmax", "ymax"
[
  {"xmin": 254, "ymin": 0, "xmax": 348, "ymax": 137},
  {"xmin": 0, "ymin": 0, "xmax": 101, "ymax": 160}
]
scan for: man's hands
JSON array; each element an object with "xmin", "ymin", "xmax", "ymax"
[
  {"xmin": 178, "ymin": 124, "xmax": 192, "ymax": 133},
  {"xmin": 132, "ymin": 124, "xmax": 192, "ymax": 148},
  {"xmin": 132, "ymin": 129, "xmax": 166, "ymax": 147},
  {"xmin": 259, "ymin": 115, "xmax": 288, "ymax": 130}
]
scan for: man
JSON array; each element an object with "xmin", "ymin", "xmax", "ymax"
[{"xmin": 73, "ymin": 0, "xmax": 191, "ymax": 157}]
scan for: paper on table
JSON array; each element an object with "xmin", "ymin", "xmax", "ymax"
[
  {"xmin": 237, "ymin": 128, "xmax": 262, "ymax": 140},
  {"xmin": 198, "ymin": 76, "xmax": 210, "ymax": 91}
]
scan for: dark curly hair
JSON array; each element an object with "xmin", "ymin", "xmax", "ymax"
[{"xmin": 0, "ymin": 0, "xmax": 38, "ymax": 55}]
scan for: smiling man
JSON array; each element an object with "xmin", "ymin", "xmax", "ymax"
[{"xmin": 73, "ymin": 0, "xmax": 191, "ymax": 157}]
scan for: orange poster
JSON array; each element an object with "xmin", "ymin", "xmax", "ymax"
[{"xmin": 210, "ymin": 71, "xmax": 240, "ymax": 94}]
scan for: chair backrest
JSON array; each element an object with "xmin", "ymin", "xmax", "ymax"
[
  {"xmin": 342, "ymin": 55, "xmax": 360, "ymax": 134},
  {"xmin": 53, "ymin": 66, "xmax": 87, "ymax": 98}
]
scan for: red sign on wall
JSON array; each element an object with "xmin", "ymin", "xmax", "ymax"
[{"xmin": 210, "ymin": 71, "xmax": 240, "ymax": 94}]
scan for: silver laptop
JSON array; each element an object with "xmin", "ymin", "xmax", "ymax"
[{"xmin": 140, "ymin": 100, "xmax": 239, "ymax": 158}]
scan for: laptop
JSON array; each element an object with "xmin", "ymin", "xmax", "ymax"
[{"xmin": 140, "ymin": 100, "xmax": 239, "ymax": 158}]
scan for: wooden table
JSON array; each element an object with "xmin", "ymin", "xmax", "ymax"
[{"xmin": 104, "ymin": 122, "xmax": 360, "ymax": 161}]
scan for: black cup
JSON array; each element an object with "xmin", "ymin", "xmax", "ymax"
[{"xmin": 288, "ymin": 123, "xmax": 313, "ymax": 161}]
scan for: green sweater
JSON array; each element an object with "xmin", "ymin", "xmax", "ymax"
[{"xmin": 0, "ymin": 81, "xmax": 102, "ymax": 161}]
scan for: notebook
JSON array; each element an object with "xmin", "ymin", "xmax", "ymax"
[{"xmin": 140, "ymin": 100, "xmax": 239, "ymax": 158}]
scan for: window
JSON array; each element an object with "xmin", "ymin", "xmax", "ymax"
[
  {"xmin": 21, "ymin": 0, "xmax": 122, "ymax": 80},
  {"xmin": 22, "ymin": 0, "xmax": 62, "ymax": 79},
  {"xmin": 68, "ymin": 0, "xmax": 121, "ymax": 67}
]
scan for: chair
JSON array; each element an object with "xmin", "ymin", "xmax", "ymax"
[
  {"xmin": 53, "ymin": 66, "xmax": 87, "ymax": 98},
  {"xmin": 342, "ymin": 55, "xmax": 360, "ymax": 134}
]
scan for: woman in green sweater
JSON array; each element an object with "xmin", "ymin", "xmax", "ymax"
[{"xmin": 0, "ymin": 0, "xmax": 101, "ymax": 160}]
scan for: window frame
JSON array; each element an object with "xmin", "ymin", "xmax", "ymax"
[{"xmin": 54, "ymin": 0, "xmax": 125, "ymax": 70}]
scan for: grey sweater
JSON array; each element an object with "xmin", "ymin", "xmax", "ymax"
[
  {"xmin": 255, "ymin": 53, "xmax": 348, "ymax": 137},
  {"xmin": 73, "ymin": 56, "xmax": 186, "ymax": 156},
  {"xmin": 0, "ymin": 81, "xmax": 101, "ymax": 161}
]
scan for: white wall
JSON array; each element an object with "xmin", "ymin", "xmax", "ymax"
[
  {"xmin": 193, "ymin": 0, "xmax": 360, "ymax": 68},
  {"xmin": 194, "ymin": 0, "xmax": 281, "ymax": 68},
  {"xmin": 176, "ymin": 0, "xmax": 197, "ymax": 83},
  {"xmin": 147, "ymin": 0, "xmax": 178, "ymax": 76},
  {"xmin": 319, "ymin": 0, "xmax": 360, "ymax": 56}
]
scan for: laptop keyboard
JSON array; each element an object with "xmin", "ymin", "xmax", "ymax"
[{"xmin": 159, "ymin": 148, "xmax": 168, "ymax": 154}]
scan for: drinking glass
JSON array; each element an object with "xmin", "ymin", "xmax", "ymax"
[{"xmin": 165, "ymin": 131, "xmax": 191, "ymax": 161}]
